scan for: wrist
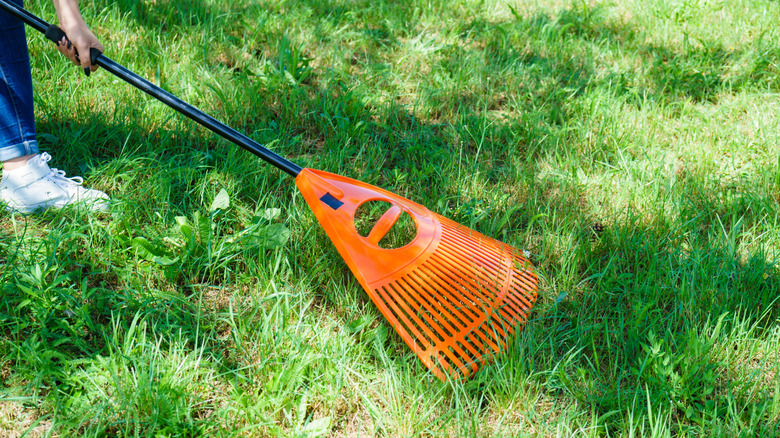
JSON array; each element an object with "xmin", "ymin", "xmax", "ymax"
[
  {"xmin": 58, "ymin": 15, "xmax": 88, "ymax": 34},
  {"xmin": 53, "ymin": 0, "xmax": 87, "ymax": 33}
]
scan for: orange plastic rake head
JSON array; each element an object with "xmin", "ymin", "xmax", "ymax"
[{"xmin": 297, "ymin": 168, "xmax": 538, "ymax": 381}]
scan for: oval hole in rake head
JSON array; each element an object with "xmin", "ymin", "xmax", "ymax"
[{"xmin": 354, "ymin": 200, "xmax": 418, "ymax": 249}]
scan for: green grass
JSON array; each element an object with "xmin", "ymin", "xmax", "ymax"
[{"xmin": 2, "ymin": 0, "xmax": 780, "ymax": 436}]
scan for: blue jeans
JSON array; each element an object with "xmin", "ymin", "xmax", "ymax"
[{"xmin": 0, "ymin": 0, "xmax": 39, "ymax": 162}]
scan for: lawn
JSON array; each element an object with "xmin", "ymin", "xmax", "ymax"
[{"xmin": 1, "ymin": 0, "xmax": 779, "ymax": 436}]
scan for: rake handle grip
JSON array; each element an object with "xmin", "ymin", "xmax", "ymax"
[{"xmin": 0, "ymin": 0, "xmax": 303, "ymax": 178}]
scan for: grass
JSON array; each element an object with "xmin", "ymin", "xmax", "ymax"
[{"xmin": 1, "ymin": 0, "xmax": 780, "ymax": 435}]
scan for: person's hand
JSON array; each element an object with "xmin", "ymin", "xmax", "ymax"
[{"xmin": 56, "ymin": 22, "xmax": 103, "ymax": 73}]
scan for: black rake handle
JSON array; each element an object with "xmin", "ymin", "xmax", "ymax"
[{"xmin": 0, "ymin": 0, "xmax": 303, "ymax": 177}]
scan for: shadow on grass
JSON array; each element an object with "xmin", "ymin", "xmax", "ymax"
[{"xmin": 493, "ymin": 168, "xmax": 780, "ymax": 432}]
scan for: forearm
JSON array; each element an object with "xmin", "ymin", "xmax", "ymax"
[{"xmin": 51, "ymin": 0, "xmax": 87, "ymax": 32}]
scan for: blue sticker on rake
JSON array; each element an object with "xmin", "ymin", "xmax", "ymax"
[{"xmin": 320, "ymin": 192, "xmax": 344, "ymax": 210}]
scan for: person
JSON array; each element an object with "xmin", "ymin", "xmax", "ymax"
[{"xmin": 0, "ymin": 0, "xmax": 108, "ymax": 213}]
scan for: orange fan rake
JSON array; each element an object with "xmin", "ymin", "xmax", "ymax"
[
  {"xmin": 297, "ymin": 169, "xmax": 538, "ymax": 380},
  {"xmin": 3, "ymin": 0, "xmax": 539, "ymax": 381}
]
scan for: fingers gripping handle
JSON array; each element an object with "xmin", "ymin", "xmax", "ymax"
[{"xmin": 44, "ymin": 24, "xmax": 102, "ymax": 77}]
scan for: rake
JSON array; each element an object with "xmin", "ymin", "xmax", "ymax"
[{"xmin": 1, "ymin": 0, "xmax": 539, "ymax": 381}]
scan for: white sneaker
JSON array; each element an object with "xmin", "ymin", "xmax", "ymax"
[{"xmin": 0, "ymin": 153, "xmax": 109, "ymax": 214}]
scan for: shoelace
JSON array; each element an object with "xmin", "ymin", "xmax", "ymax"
[{"xmin": 38, "ymin": 152, "xmax": 84, "ymax": 186}]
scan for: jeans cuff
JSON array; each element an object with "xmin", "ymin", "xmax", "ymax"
[{"xmin": 0, "ymin": 139, "xmax": 39, "ymax": 162}]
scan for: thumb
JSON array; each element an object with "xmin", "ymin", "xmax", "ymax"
[
  {"xmin": 78, "ymin": 42, "xmax": 103, "ymax": 73},
  {"xmin": 67, "ymin": 29, "xmax": 104, "ymax": 74},
  {"xmin": 88, "ymin": 42, "xmax": 105, "ymax": 73}
]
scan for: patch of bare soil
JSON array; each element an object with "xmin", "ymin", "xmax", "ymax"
[{"xmin": 0, "ymin": 401, "xmax": 51, "ymax": 438}]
